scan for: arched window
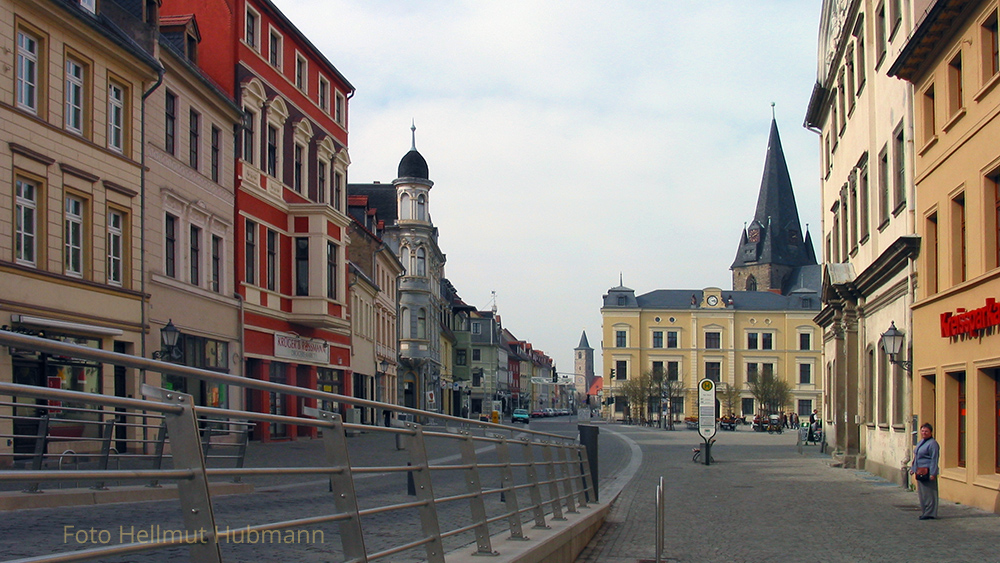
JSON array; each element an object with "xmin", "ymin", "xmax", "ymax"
[
  {"xmin": 401, "ymin": 307, "xmax": 410, "ymax": 337},
  {"xmin": 416, "ymin": 248, "xmax": 426, "ymax": 276},
  {"xmin": 400, "ymin": 193, "xmax": 411, "ymax": 220},
  {"xmin": 417, "ymin": 308, "xmax": 427, "ymax": 339},
  {"xmin": 417, "ymin": 194, "xmax": 426, "ymax": 221},
  {"xmin": 400, "ymin": 246, "xmax": 411, "ymax": 274},
  {"xmin": 745, "ymin": 275, "xmax": 757, "ymax": 291}
]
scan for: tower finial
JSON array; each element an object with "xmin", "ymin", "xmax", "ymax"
[
  {"xmin": 619, "ymin": 272, "xmax": 623, "ymax": 286},
  {"xmin": 410, "ymin": 120, "xmax": 416, "ymax": 150},
  {"xmin": 771, "ymin": 102, "xmax": 776, "ymax": 119}
]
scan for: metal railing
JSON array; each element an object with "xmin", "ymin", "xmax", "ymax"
[{"xmin": 0, "ymin": 330, "xmax": 595, "ymax": 562}]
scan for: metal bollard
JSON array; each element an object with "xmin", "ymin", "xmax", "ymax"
[{"xmin": 578, "ymin": 424, "xmax": 599, "ymax": 502}]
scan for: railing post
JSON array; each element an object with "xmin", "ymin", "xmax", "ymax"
[
  {"xmin": 142, "ymin": 385, "xmax": 222, "ymax": 563},
  {"xmin": 302, "ymin": 407, "xmax": 368, "ymax": 562},
  {"xmin": 520, "ymin": 438, "xmax": 548, "ymax": 529},
  {"xmin": 233, "ymin": 424, "xmax": 249, "ymax": 483},
  {"xmin": 91, "ymin": 419, "xmax": 116, "ymax": 490},
  {"xmin": 405, "ymin": 422, "xmax": 446, "ymax": 563},
  {"xmin": 556, "ymin": 446, "xmax": 578, "ymax": 514},
  {"xmin": 576, "ymin": 445, "xmax": 596, "ymax": 507},
  {"xmin": 457, "ymin": 431, "xmax": 496, "ymax": 555},
  {"xmin": 147, "ymin": 421, "xmax": 167, "ymax": 488},
  {"xmin": 540, "ymin": 442, "xmax": 565, "ymax": 521},
  {"xmin": 567, "ymin": 446, "xmax": 589, "ymax": 509},
  {"xmin": 494, "ymin": 435, "xmax": 527, "ymax": 541},
  {"xmin": 24, "ymin": 415, "xmax": 49, "ymax": 493}
]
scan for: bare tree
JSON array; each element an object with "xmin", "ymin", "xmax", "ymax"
[
  {"xmin": 620, "ymin": 370, "xmax": 652, "ymax": 424},
  {"xmin": 661, "ymin": 377, "xmax": 685, "ymax": 430},
  {"xmin": 747, "ymin": 371, "xmax": 792, "ymax": 415},
  {"xmin": 720, "ymin": 381, "xmax": 742, "ymax": 418}
]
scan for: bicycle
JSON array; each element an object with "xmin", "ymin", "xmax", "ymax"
[{"xmin": 692, "ymin": 439, "xmax": 716, "ymax": 463}]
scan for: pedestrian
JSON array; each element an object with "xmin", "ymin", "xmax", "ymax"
[
  {"xmin": 910, "ymin": 423, "xmax": 940, "ymax": 520},
  {"xmin": 781, "ymin": 412, "xmax": 788, "ymax": 429}
]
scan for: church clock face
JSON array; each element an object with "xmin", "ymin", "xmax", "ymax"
[{"xmin": 707, "ymin": 295, "xmax": 719, "ymax": 307}]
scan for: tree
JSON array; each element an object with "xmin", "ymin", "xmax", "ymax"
[
  {"xmin": 661, "ymin": 376, "xmax": 685, "ymax": 430},
  {"xmin": 619, "ymin": 370, "xmax": 652, "ymax": 424},
  {"xmin": 720, "ymin": 381, "xmax": 742, "ymax": 418},
  {"xmin": 747, "ymin": 371, "xmax": 792, "ymax": 415}
]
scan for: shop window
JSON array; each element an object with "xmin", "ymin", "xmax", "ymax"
[{"xmin": 953, "ymin": 371, "xmax": 967, "ymax": 468}]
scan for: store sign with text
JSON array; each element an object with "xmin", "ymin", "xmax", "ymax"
[
  {"xmin": 940, "ymin": 298, "xmax": 1000, "ymax": 338},
  {"xmin": 274, "ymin": 333, "xmax": 329, "ymax": 363}
]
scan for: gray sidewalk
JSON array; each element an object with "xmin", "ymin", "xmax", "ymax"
[{"xmin": 577, "ymin": 424, "xmax": 1000, "ymax": 563}]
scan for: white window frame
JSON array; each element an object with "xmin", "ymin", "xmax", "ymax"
[
  {"xmin": 335, "ymin": 91, "xmax": 345, "ymax": 124},
  {"xmin": 295, "ymin": 52, "xmax": 308, "ymax": 92},
  {"xmin": 189, "ymin": 223, "xmax": 202, "ymax": 287},
  {"xmin": 107, "ymin": 81, "xmax": 125, "ymax": 153},
  {"xmin": 245, "ymin": 6, "xmax": 260, "ymax": 50},
  {"xmin": 107, "ymin": 209, "xmax": 124, "ymax": 286},
  {"xmin": 65, "ymin": 195, "xmax": 85, "ymax": 277},
  {"xmin": 318, "ymin": 75, "xmax": 329, "ymax": 112},
  {"xmin": 268, "ymin": 26, "xmax": 283, "ymax": 68},
  {"xmin": 65, "ymin": 58, "xmax": 85, "ymax": 135},
  {"xmin": 15, "ymin": 178, "xmax": 39, "ymax": 266},
  {"xmin": 17, "ymin": 30, "xmax": 40, "ymax": 114}
]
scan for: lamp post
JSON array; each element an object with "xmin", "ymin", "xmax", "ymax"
[
  {"xmin": 152, "ymin": 319, "xmax": 182, "ymax": 361},
  {"xmin": 880, "ymin": 321, "xmax": 912, "ymax": 372}
]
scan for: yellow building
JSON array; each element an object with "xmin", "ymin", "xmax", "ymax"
[
  {"xmin": 889, "ymin": 0, "xmax": 1000, "ymax": 513},
  {"xmin": 600, "ymin": 119, "xmax": 823, "ymax": 423}
]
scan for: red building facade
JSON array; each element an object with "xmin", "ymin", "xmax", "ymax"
[{"xmin": 162, "ymin": 0, "xmax": 354, "ymax": 440}]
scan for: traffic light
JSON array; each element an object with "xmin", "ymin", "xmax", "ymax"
[{"xmin": 610, "ymin": 369, "xmax": 616, "ymax": 377}]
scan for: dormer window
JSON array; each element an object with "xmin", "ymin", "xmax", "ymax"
[
  {"xmin": 80, "ymin": 0, "xmax": 96, "ymax": 14},
  {"xmin": 186, "ymin": 33, "xmax": 198, "ymax": 64},
  {"xmin": 617, "ymin": 296, "xmax": 625, "ymax": 306}
]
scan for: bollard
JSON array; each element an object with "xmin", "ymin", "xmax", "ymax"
[{"xmin": 578, "ymin": 424, "xmax": 599, "ymax": 502}]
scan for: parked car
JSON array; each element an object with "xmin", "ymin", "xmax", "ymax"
[
  {"xmin": 544, "ymin": 408, "xmax": 556, "ymax": 417},
  {"xmin": 512, "ymin": 409, "xmax": 530, "ymax": 424},
  {"xmin": 530, "ymin": 409, "xmax": 545, "ymax": 418}
]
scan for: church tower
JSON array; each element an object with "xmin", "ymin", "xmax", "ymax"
[
  {"xmin": 731, "ymin": 117, "xmax": 817, "ymax": 294},
  {"xmin": 574, "ymin": 330, "xmax": 594, "ymax": 398}
]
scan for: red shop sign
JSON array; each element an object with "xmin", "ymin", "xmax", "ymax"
[{"xmin": 940, "ymin": 298, "xmax": 1000, "ymax": 338}]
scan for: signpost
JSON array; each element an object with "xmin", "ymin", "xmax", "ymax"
[{"xmin": 698, "ymin": 378, "xmax": 716, "ymax": 465}]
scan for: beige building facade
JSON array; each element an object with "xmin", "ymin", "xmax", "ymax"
[
  {"xmin": 889, "ymin": 0, "xmax": 1000, "ymax": 513},
  {"xmin": 1, "ymin": 0, "xmax": 162, "ymax": 462},
  {"xmin": 805, "ymin": 0, "xmax": 925, "ymax": 481}
]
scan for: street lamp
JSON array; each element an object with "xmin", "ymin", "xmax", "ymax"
[
  {"xmin": 880, "ymin": 321, "xmax": 912, "ymax": 372},
  {"xmin": 152, "ymin": 319, "xmax": 182, "ymax": 361}
]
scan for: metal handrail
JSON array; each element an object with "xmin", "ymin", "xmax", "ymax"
[{"xmin": 0, "ymin": 330, "xmax": 597, "ymax": 562}]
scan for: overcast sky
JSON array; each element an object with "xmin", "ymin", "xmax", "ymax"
[{"xmin": 279, "ymin": 0, "xmax": 823, "ymax": 375}]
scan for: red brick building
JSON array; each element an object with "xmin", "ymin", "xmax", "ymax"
[{"xmin": 161, "ymin": 0, "xmax": 354, "ymax": 440}]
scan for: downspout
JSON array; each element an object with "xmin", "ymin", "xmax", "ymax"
[{"xmin": 139, "ymin": 63, "xmax": 165, "ymax": 448}]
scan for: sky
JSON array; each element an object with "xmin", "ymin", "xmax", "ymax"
[{"xmin": 278, "ymin": 0, "xmax": 824, "ymax": 375}]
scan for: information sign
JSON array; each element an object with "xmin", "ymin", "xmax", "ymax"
[{"xmin": 698, "ymin": 379, "xmax": 717, "ymax": 440}]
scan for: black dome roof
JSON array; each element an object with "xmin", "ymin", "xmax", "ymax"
[{"xmin": 397, "ymin": 149, "xmax": 428, "ymax": 180}]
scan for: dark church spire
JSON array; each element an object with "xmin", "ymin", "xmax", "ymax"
[{"xmin": 731, "ymin": 117, "xmax": 817, "ymax": 293}]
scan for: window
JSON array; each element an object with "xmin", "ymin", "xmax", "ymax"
[
  {"xmin": 189, "ymin": 225, "xmax": 201, "ymax": 285},
  {"xmin": 16, "ymin": 29, "xmax": 40, "ymax": 113},
  {"xmin": 652, "ymin": 331, "xmax": 663, "ymax": 348},
  {"xmin": 762, "ymin": 363, "xmax": 774, "ymax": 379},
  {"xmin": 472, "ymin": 322, "xmax": 481, "ymax": 335},
  {"xmin": 855, "ymin": 18, "xmax": 867, "ymax": 91},
  {"xmin": 846, "ymin": 47, "xmax": 856, "ymax": 112},
  {"xmin": 705, "ymin": 332, "xmax": 720, "ymax": 349},
  {"xmin": 876, "ymin": 2, "xmax": 887, "ymax": 65},
  {"xmin": 416, "ymin": 308, "xmax": 426, "ymax": 339},
  {"xmin": 107, "ymin": 210, "xmax": 124, "ymax": 286},
  {"xmin": 326, "ymin": 241, "xmax": 337, "ymax": 300},
  {"xmin": 295, "ymin": 54, "xmax": 307, "ymax": 91},
  {"xmin": 948, "ymin": 52, "xmax": 964, "ymax": 119},
  {"xmin": 417, "ymin": 194, "xmax": 426, "ymax": 221},
  {"xmin": 245, "ymin": 219, "xmax": 256, "ymax": 285},
  {"xmin": 799, "ymin": 364, "xmax": 812, "ymax": 385},
  {"xmin": 15, "ymin": 178, "xmax": 38, "ymax": 266},
  {"xmin": 860, "ymin": 162, "xmax": 870, "ymax": 239},
  {"xmin": 849, "ymin": 174, "xmax": 859, "ymax": 248},
  {"xmin": 615, "ymin": 361, "xmax": 627, "ymax": 380},
  {"xmin": 889, "ymin": 0, "xmax": 902, "ymax": 37},
  {"xmin": 983, "ymin": 10, "xmax": 999, "ymax": 81},
  {"xmin": 107, "ymin": 81, "xmax": 125, "ymax": 153},
  {"xmin": 317, "ymin": 160, "xmax": 327, "ymax": 204},
  {"xmin": 293, "ymin": 144, "xmax": 303, "ymax": 192},
  {"xmin": 333, "ymin": 172, "xmax": 343, "ymax": 211},
  {"xmin": 893, "ymin": 126, "xmax": 905, "ymax": 211},
  {"xmin": 705, "ymin": 362, "xmax": 721, "ymax": 382},
  {"xmin": 295, "ymin": 237, "xmax": 309, "ymax": 296},
  {"xmin": 165, "ymin": 214, "xmax": 177, "ymax": 277},
  {"xmin": 243, "ymin": 108, "xmax": 255, "ymax": 164},
  {"xmin": 64, "ymin": 196, "xmax": 85, "ymax": 277},
  {"xmin": 742, "ymin": 398, "xmax": 755, "ymax": 416},
  {"xmin": 65, "ymin": 58, "xmax": 85, "ymax": 135},
  {"xmin": 616, "ymin": 330, "xmax": 626, "ymax": 348},
  {"xmin": 878, "ymin": 147, "xmax": 890, "ymax": 225},
  {"xmin": 269, "ymin": 29, "xmax": 282, "ymax": 67},
  {"xmin": 922, "ymin": 84, "xmax": 936, "ymax": 145},
  {"xmin": 926, "ymin": 212, "xmax": 939, "ymax": 294},
  {"xmin": 189, "ymin": 109, "xmax": 200, "ymax": 169},
  {"xmin": 652, "ymin": 361, "xmax": 663, "ymax": 378},
  {"xmin": 211, "ymin": 126, "xmax": 221, "ymax": 182},
  {"xmin": 472, "ymin": 348, "xmax": 481, "ymax": 362},
  {"xmin": 746, "ymin": 275, "xmax": 757, "ymax": 291},
  {"xmin": 800, "ymin": 333, "xmax": 811, "ymax": 350},
  {"xmin": 747, "ymin": 363, "xmax": 759, "ymax": 383},
  {"xmin": 456, "ymin": 350, "xmax": 467, "ymax": 366},
  {"xmin": 416, "ymin": 248, "xmax": 426, "ymax": 276},
  {"xmin": 211, "ymin": 235, "xmax": 222, "ymax": 293},
  {"xmin": 762, "ymin": 333, "xmax": 773, "ymax": 350},
  {"xmin": 991, "ymin": 171, "xmax": 1000, "ymax": 270},
  {"xmin": 165, "ymin": 91, "xmax": 176, "ymax": 154},
  {"xmin": 667, "ymin": 361, "xmax": 679, "ymax": 382},
  {"xmin": 953, "ymin": 193, "xmax": 967, "ymax": 283},
  {"xmin": 335, "ymin": 92, "xmax": 344, "ymax": 124},
  {"xmin": 318, "ymin": 77, "xmax": 329, "ymax": 111},
  {"xmin": 798, "ymin": 400, "xmax": 813, "ymax": 417},
  {"xmin": 748, "ymin": 333, "xmax": 758, "ymax": 350},
  {"xmin": 667, "ymin": 331, "xmax": 678, "ymax": 348},
  {"xmin": 266, "ymin": 229, "xmax": 277, "ymax": 291},
  {"xmin": 266, "ymin": 125, "xmax": 278, "ymax": 177},
  {"xmin": 245, "ymin": 8, "xmax": 258, "ymax": 49},
  {"xmin": 954, "ymin": 371, "xmax": 967, "ymax": 467}
]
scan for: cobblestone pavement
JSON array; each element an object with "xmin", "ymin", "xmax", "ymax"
[
  {"xmin": 0, "ymin": 417, "xmax": 612, "ymax": 562},
  {"xmin": 576, "ymin": 423, "xmax": 1000, "ymax": 563}
]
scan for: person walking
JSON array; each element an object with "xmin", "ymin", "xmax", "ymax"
[{"xmin": 910, "ymin": 423, "xmax": 940, "ymax": 520}]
